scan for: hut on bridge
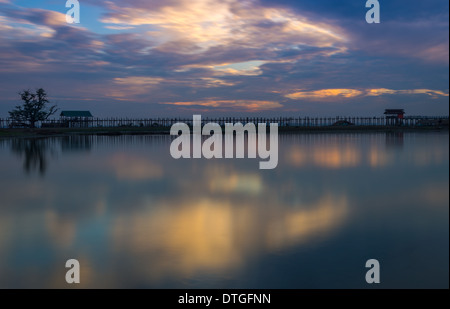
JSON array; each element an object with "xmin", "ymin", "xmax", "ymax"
[
  {"xmin": 60, "ymin": 111, "xmax": 93, "ymax": 127},
  {"xmin": 384, "ymin": 109, "xmax": 405, "ymax": 126}
]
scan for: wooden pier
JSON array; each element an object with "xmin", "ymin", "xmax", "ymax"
[{"xmin": 0, "ymin": 116, "xmax": 448, "ymax": 129}]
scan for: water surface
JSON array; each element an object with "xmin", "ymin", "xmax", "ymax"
[{"xmin": 0, "ymin": 132, "xmax": 448, "ymax": 288}]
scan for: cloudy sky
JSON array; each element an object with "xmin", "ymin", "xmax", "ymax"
[{"xmin": 0, "ymin": 0, "xmax": 448, "ymax": 117}]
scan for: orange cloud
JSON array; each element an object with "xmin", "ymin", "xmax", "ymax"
[
  {"xmin": 416, "ymin": 44, "xmax": 449, "ymax": 64},
  {"xmin": 285, "ymin": 89, "xmax": 363, "ymax": 100},
  {"xmin": 0, "ymin": 11, "xmax": 62, "ymax": 39},
  {"xmin": 108, "ymin": 75, "xmax": 239, "ymax": 100},
  {"xmin": 108, "ymin": 76, "xmax": 164, "ymax": 98},
  {"xmin": 285, "ymin": 88, "xmax": 449, "ymax": 100},
  {"xmin": 199, "ymin": 78, "xmax": 236, "ymax": 87},
  {"xmin": 366, "ymin": 88, "xmax": 449, "ymax": 97},
  {"xmin": 101, "ymin": 0, "xmax": 347, "ymax": 55},
  {"xmin": 366, "ymin": 88, "xmax": 398, "ymax": 96},
  {"xmin": 162, "ymin": 99, "xmax": 282, "ymax": 111},
  {"xmin": 177, "ymin": 60, "xmax": 265, "ymax": 76},
  {"xmin": 113, "ymin": 76, "xmax": 163, "ymax": 86}
]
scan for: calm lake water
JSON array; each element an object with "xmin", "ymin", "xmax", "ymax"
[{"xmin": 0, "ymin": 132, "xmax": 448, "ymax": 288}]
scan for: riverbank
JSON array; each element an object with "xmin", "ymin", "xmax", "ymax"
[{"xmin": 0, "ymin": 125, "xmax": 448, "ymax": 138}]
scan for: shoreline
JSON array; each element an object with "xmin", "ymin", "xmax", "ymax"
[{"xmin": 0, "ymin": 125, "xmax": 448, "ymax": 138}]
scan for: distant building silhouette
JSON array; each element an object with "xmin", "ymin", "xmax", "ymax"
[
  {"xmin": 60, "ymin": 110, "xmax": 93, "ymax": 119},
  {"xmin": 384, "ymin": 109, "xmax": 405, "ymax": 126},
  {"xmin": 60, "ymin": 110, "xmax": 93, "ymax": 128}
]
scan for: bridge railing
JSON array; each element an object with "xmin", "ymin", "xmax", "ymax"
[{"xmin": 0, "ymin": 116, "xmax": 448, "ymax": 129}]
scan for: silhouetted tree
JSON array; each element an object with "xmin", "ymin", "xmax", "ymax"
[{"xmin": 9, "ymin": 88, "xmax": 58, "ymax": 128}]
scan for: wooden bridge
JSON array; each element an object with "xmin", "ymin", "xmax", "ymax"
[{"xmin": 1, "ymin": 116, "xmax": 448, "ymax": 129}]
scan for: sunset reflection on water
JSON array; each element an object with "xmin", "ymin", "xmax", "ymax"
[{"xmin": 0, "ymin": 132, "xmax": 448, "ymax": 288}]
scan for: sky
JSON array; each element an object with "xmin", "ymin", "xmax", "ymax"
[{"xmin": 0, "ymin": 0, "xmax": 448, "ymax": 117}]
